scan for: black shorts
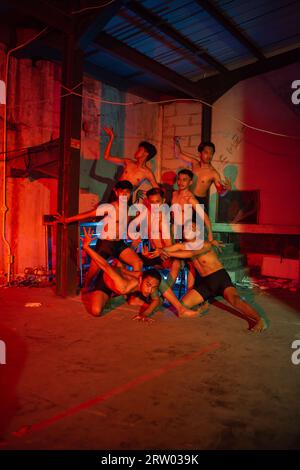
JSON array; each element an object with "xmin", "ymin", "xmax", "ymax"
[
  {"xmin": 90, "ymin": 271, "xmax": 114, "ymax": 297},
  {"xmin": 194, "ymin": 269, "xmax": 234, "ymax": 301},
  {"xmin": 139, "ymin": 253, "xmax": 164, "ymax": 267},
  {"xmin": 195, "ymin": 195, "xmax": 209, "ymax": 213},
  {"xmin": 95, "ymin": 238, "xmax": 129, "ymax": 259}
]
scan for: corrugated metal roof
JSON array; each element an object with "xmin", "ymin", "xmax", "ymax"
[
  {"xmin": 103, "ymin": 0, "xmax": 300, "ymax": 76},
  {"xmin": 104, "ymin": 4, "xmax": 214, "ymax": 80},
  {"xmin": 1, "ymin": 0, "xmax": 299, "ymax": 99},
  {"xmin": 138, "ymin": 0, "xmax": 251, "ymax": 64},
  {"xmin": 215, "ymin": 0, "xmax": 300, "ymax": 54}
]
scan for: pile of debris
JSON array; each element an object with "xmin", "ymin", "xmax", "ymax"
[
  {"xmin": 236, "ymin": 275, "xmax": 299, "ymax": 292},
  {"xmin": 0, "ymin": 266, "xmax": 54, "ymax": 288}
]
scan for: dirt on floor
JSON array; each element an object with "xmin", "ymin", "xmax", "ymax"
[{"xmin": 1, "ymin": 285, "xmax": 300, "ymax": 450}]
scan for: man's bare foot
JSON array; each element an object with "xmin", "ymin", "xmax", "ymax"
[
  {"xmin": 198, "ymin": 302, "xmax": 209, "ymax": 315},
  {"xmin": 250, "ymin": 317, "xmax": 268, "ymax": 332},
  {"xmin": 179, "ymin": 307, "xmax": 198, "ymax": 318},
  {"xmin": 179, "ymin": 303, "xmax": 209, "ymax": 318}
]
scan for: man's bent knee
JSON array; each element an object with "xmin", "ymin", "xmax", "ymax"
[{"xmin": 89, "ymin": 303, "xmax": 105, "ymax": 317}]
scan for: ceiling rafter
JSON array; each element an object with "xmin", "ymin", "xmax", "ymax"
[
  {"xmin": 76, "ymin": 0, "xmax": 126, "ymax": 51},
  {"xmin": 200, "ymin": 46, "xmax": 300, "ymax": 102},
  {"xmin": 126, "ymin": 0, "xmax": 227, "ymax": 73},
  {"xmin": 14, "ymin": 36, "xmax": 168, "ymax": 102},
  {"xmin": 94, "ymin": 31, "xmax": 212, "ymax": 101}
]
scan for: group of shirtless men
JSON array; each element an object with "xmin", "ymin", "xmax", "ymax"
[{"xmin": 56, "ymin": 127, "xmax": 266, "ymax": 332}]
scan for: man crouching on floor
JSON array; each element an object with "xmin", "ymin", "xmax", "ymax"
[{"xmin": 81, "ymin": 228, "xmax": 202, "ymax": 322}]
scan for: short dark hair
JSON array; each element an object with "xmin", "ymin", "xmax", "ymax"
[
  {"xmin": 178, "ymin": 169, "xmax": 194, "ymax": 180},
  {"xmin": 197, "ymin": 141, "xmax": 215, "ymax": 154},
  {"xmin": 139, "ymin": 141, "xmax": 157, "ymax": 161},
  {"xmin": 146, "ymin": 187, "xmax": 164, "ymax": 199},
  {"xmin": 142, "ymin": 268, "xmax": 161, "ymax": 284},
  {"xmin": 114, "ymin": 180, "xmax": 133, "ymax": 192}
]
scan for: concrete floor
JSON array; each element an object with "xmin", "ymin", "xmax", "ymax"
[{"xmin": 1, "ymin": 285, "xmax": 300, "ymax": 450}]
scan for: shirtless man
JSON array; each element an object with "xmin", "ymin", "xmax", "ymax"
[
  {"xmin": 81, "ymin": 228, "xmax": 203, "ymax": 320},
  {"xmin": 172, "ymin": 169, "xmax": 220, "ymax": 248},
  {"xmin": 138, "ymin": 187, "xmax": 182, "ymax": 292},
  {"xmin": 160, "ymin": 221, "xmax": 267, "ymax": 332},
  {"xmin": 174, "ymin": 138, "xmax": 231, "ymax": 211},
  {"xmin": 103, "ymin": 127, "xmax": 159, "ymax": 192},
  {"xmin": 55, "ymin": 180, "xmax": 143, "ymax": 288}
]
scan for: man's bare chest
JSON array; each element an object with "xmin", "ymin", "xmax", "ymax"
[
  {"xmin": 124, "ymin": 164, "xmax": 147, "ymax": 182},
  {"xmin": 193, "ymin": 166, "xmax": 214, "ymax": 185}
]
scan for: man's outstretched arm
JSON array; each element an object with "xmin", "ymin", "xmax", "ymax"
[
  {"xmin": 103, "ymin": 126, "xmax": 130, "ymax": 165},
  {"xmin": 163, "ymin": 249, "xmax": 196, "ymax": 259},
  {"xmin": 140, "ymin": 297, "xmax": 161, "ymax": 318},
  {"xmin": 54, "ymin": 208, "xmax": 97, "ymax": 224},
  {"xmin": 174, "ymin": 136, "xmax": 198, "ymax": 164}
]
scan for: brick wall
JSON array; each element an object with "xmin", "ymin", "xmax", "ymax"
[
  {"xmin": 124, "ymin": 92, "xmax": 161, "ymax": 195},
  {"xmin": 161, "ymin": 101, "xmax": 202, "ymax": 182}
]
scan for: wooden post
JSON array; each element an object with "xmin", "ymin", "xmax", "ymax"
[{"xmin": 56, "ymin": 33, "xmax": 83, "ymax": 296}]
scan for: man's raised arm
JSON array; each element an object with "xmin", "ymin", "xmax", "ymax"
[
  {"xmin": 103, "ymin": 126, "xmax": 129, "ymax": 165},
  {"xmin": 174, "ymin": 136, "xmax": 198, "ymax": 164}
]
